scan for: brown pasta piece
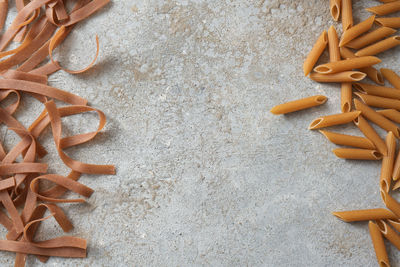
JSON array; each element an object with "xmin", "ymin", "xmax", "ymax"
[
  {"xmin": 369, "ymin": 221, "xmax": 390, "ymax": 267},
  {"xmin": 341, "ymin": 83, "xmax": 352, "ymax": 112},
  {"xmin": 319, "ymin": 130, "xmax": 375, "ymax": 149},
  {"xmin": 354, "ymin": 83, "xmax": 400, "ymax": 100},
  {"xmin": 309, "ymin": 71, "xmax": 366, "ymax": 82},
  {"xmin": 0, "ymin": 0, "xmax": 7, "ymax": 31},
  {"xmin": 328, "ymin": 26, "xmax": 341, "ymax": 62},
  {"xmin": 366, "ymin": 1, "xmax": 400, "ymax": 15},
  {"xmin": 381, "ymin": 189, "xmax": 400, "ymax": 217},
  {"xmin": 375, "ymin": 17, "xmax": 400, "ymax": 28},
  {"xmin": 303, "ymin": 31, "xmax": 328, "ymax": 76},
  {"xmin": 355, "ymin": 36, "xmax": 400, "ymax": 57},
  {"xmin": 332, "ymin": 209, "xmax": 396, "ymax": 222},
  {"xmin": 354, "ymin": 115, "xmax": 388, "ymax": 156},
  {"xmin": 308, "ymin": 111, "xmax": 361, "ymax": 130},
  {"xmin": 381, "ymin": 68, "xmax": 400, "ymax": 89},
  {"xmin": 333, "ymin": 148, "xmax": 382, "ymax": 160},
  {"xmin": 380, "ymin": 132, "xmax": 396, "ymax": 192},
  {"xmin": 314, "ymin": 56, "xmax": 381, "ymax": 74},
  {"xmin": 376, "ymin": 219, "xmax": 400, "ymax": 250},
  {"xmin": 270, "ymin": 95, "xmax": 327, "ymax": 115},
  {"xmin": 330, "ymin": 0, "xmax": 341, "ymax": 21},
  {"xmin": 339, "ymin": 15, "xmax": 375, "ymax": 47},
  {"xmin": 342, "ymin": 0, "xmax": 353, "ymax": 31},
  {"xmin": 355, "ymin": 92, "xmax": 400, "ymax": 110},
  {"xmin": 346, "ymin": 27, "xmax": 397, "ymax": 50},
  {"xmin": 378, "ymin": 109, "xmax": 400, "ymax": 124}
]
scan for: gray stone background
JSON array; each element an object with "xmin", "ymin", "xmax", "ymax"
[{"xmin": 2, "ymin": 0, "xmax": 400, "ymax": 266}]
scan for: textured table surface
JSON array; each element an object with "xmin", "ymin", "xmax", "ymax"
[{"xmin": 2, "ymin": 0, "xmax": 400, "ymax": 266}]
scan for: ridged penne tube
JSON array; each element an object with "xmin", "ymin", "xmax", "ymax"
[
  {"xmin": 314, "ymin": 56, "xmax": 381, "ymax": 74},
  {"xmin": 339, "ymin": 15, "xmax": 375, "ymax": 47},
  {"xmin": 392, "ymin": 145, "xmax": 400, "ymax": 181},
  {"xmin": 375, "ymin": 17, "xmax": 400, "ymax": 28},
  {"xmin": 346, "ymin": 27, "xmax": 397, "ymax": 49},
  {"xmin": 380, "ymin": 132, "xmax": 396, "ymax": 192},
  {"xmin": 376, "ymin": 219, "xmax": 400, "ymax": 251},
  {"xmin": 354, "ymin": 83, "xmax": 400, "ymax": 100},
  {"xmin": 309, "ymin": 111, "xmax": 361, "ymax": 130},
  {"xmin": 310, "ymin": 71, "xmax": 366, "ymax": 83},
  {"xmin": 303, "ymin": 31, "xmax": 328, "ymax": 76},
  {"xmin": 270, "ymin": 95, "xmax": 327, "ymax": 115},
  {"xmin": 354, "ymin": 115, "xmax": 388, "ymax": 156},
  {"xmin": 319, "ymin": 130, "xmax": 375, "ymax": 149},
  {"xmin": 342, "ymin": 0, "xmax": 353, "ymax": 31},
  {"xmin": 366, "ymin": 1, "xmax": 400, "ymax": 15},
  {"xmin": 369, "ymin": 221, "xmax": 390, "ymax": 267},
  {"xmin": 354, "ymin": 99, "xmax": 400, "ymax": 137},
  {"xmin": 333, "ymin": 148, "xmax": 382, "ymax": 160},
  {"xmin": 381, "ymin": 189, "xmax": 400, "ymax": 217},
  {"xmin": 355, "ymin": 92, "xmax": 400, "ymax": 110},
  {"xmin": 330, "ymin": 0, "xmax": 341, "ymax": 21},
  {"xmin": 332, "ymin": 209, "xmax": 396, "ymax": 222},
  {"xmin": 381, "ymin": 68, "xmax": 400, "ymax": 89},
  {"xmin": 328, "ymin": 26, "xmax": 341, "ymax": 62},
  {"xmin": 355, "ymin": 36, "xmax": 400, "ymax": 57},
  {"xmin": 341, "ymin": 82, "xmax": 352, "ymax": 112},
  {"xmin": 378, "ymin": 109, "xmax": 400, "ymax": 124}
]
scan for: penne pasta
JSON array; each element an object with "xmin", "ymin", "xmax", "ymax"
[
  {"xmin": 333, "ymin": 148, "xmax": 382, "ymax": 160},
  {"xmin": 328, "ymin": 26, "xmax": 341, "ymax": 62},
  {"xmin": 392, "ymin": 143, "xmax": 400, "ymax": 181},
  {"xmin": 270, "ymin": 95, "xmax": 327, "ymax": 115},
  {"xmin": 332, "ymin": 209, "xmax": 396, "ymax": 222},
  {"xmin": 380, "ymin": 132, "xmax": 396, "ymax": 192},
  {"xmin": 375, "ymin": 17, "xmax": 400, "ymax": 28},
  {"xmin": 354, "ymin": 115, "xmax": 388, "ymax": 156},
  {"xmin": 379, "ymin": 0, "xmax": 398, "ymax": 2},
  {"xmin": 330, "ymin": 0, "xmax": 341, "ymax": 21},
  {"xmin": 366, "ymin": 1, "xmax": 400, "ymax": 16},
  {"xmin": 355, "ymin": 92, "xmax": 400, "ymax": 110},
  {"xmin": 388, "ymin": 219, "xmax": 400, "ymax": 232},
  {"xmin": 310, "ymin": 71, "xmax": 366, "ymax": 82},
  {"xmin": 369, "ymin": 221, "xmax": 390, "ymax": 267},
  {"xmin": 314, "ymin": 56, "xmax": 381, "ymax": 74},
  {"xmin": 355, "ymin": 36, "xmax": 400, "ymax": 57},
  {"xmin": 381, "ymin": 68, "xmax": 400, "ymax": 89},
  {"xmin": 354, "ymin": 99, "xmax": 400, "ymax": 138},
  {"xmin": 341, "ymin": 82, "xmax": 352, "ymax": 112},
  {"xmin": 319, "ymin": 130, "xmax": 375, "ymax": 149},
  {"xmin": 342, "ymin": 0, "xmax": 353, "ymax": 31},
  {"xmin": 309, "ymin": 111, "xmax": 361, "ymax": 130},
  {"xmin": 303, "ymin": 31, "xmax": 328, "ymax": 76},
  {"xmin": 393, "ymin": 179, "xmax": 400, "ymax": 190},
  {"xmin": 381, "ymin": 189, "xmax": 400, "ymax": 217},
  {"xmin": 378, "ymin": 109, "xmax": 400, "ymax": 124},
  {"xmin": 339, "ymin": 15, "xmax": 375, "ymax": 47},
  {"xmin": 354, "ymin": 83, "xmax": 400, "ymax": 100},
  {"xmin": 0, "ymin": 0, "xmax": 8, "ymax": 32},
  {"xmin": 376, "ymin": 220, "xmax": 400, "ymax": 251},
  {"xmin": 346, "ymin": 27, "xmax": 396, "ymax": 50}
]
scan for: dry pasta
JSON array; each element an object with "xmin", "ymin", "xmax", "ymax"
[
  {"xmin": 332, "ymin": 209, "xmax": 396, "ymax": 222},
  {"xmin": 345, "ymin": 27, "xmax": 396, "ymax": 50},
  {"xmin": 368, "ymin": 221, "xmax": 390, "ymax": 267},
  {"xmin": 380, "ymin": 132, "xmax": 396, "ymax": 193},
  {"xmin": 328, "ymin": 26, "xmax": 341, "ymax": 62},
  {"xmin": 333, "ymin": 148, "xmax": 382, "ymax": 160},
  {"xmin": 342, "ymin": 0, "xmax": 353, "ymax": 31},
  {"xmin": 341, "ymin": 82, "xmax": 352, "ymax": 112},
  {"xmin": 381, "ymin": 68, "xmax": 400, "ymax": 89},
  {"xmin": 355, "ymin": 36, "xmax": 400, "ymax": 56},
  {"xmin": 355, "ymin": 92, "xmax": 400, "ymax": 110},
  {"xmin": 354, "ymin": 83, "xmax": 400, "ymax": 100},
  {"xmin": 308, "ymin": 111, "xmax": 361, "ymax": 130},
  {"xmin": 0, "ymin": 0, "xmax": 7, "ymax": 31},
  {"xmin": 375, "ymin": 17, "xmax": 400, "ymax": 28},
  {"xmin": 330, "ymin": 0, "xmax": 341, "ymax": 21},
  {"xmin": 366, "ymin": 1, "xmax": 400, "ymax": 15},
  {"xmin": 392, "ymin": 147, "xmax": 400, "ymax": 181},
  {"xmin": 381, "ymin": 189, "xmax": 400, "ymax": 217},
  {"xmin": 314, "ymin": 56, "xmax": 381, "ymax": 74},
  {"xmin": 339, "ymin": 15, "xmax": 375, "ymax": 47},
  {"xmin": 309, "ymin": 71, "xmax": 366, "ymax": 82},
  {"xmin": 319, "ymin": 130, "xmax": 375, "ymax": 149},
  {"xmin": 378, "ymin": 109, "xmax": 400, "ymax": 124},
  {"xmin": 354, "ymin": 115, "xmax": 388, "ymax": 156},
  {"xmin": 303, "ymin": 31, "xmax": 328, "ymax": 76},
  {"xmin": 376, "ymin": 219, "xmax": 400, "ymax": 250},
  {"xmin": 270, "ymin": 95, "xmax": 327, "ymax": 115}
]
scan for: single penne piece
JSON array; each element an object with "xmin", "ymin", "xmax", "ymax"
[
  {"xmin": 339, "ymin": 15, "xmax": 375, "ymax": 47},
  {"xmin": 303, "ymin": 31, "xmax": 328, "ymax": 76},
  {"xmin": 376, "ymin": 17, "xmax": 400, "ymax": 28},
  {"xmin": 355, "ymin": 36, "xmax": 400, "ymax": 56},
  {"xmin": 366, "ymin": 1, "xmax": 400, "ymax": 15},
  {"xmin": 369, "ymin": 221, "xmax": 390, "ymax": 267},
  {"xmin": 355, "ymin": 92, "xmax": 400, "ymax": 110},
  {"xmin": 342, "ymin": 0, "xmax": 353, "ymax": 31},
  {"xmin": 376, "ymin": 220, "xmax": 400, "ymax": 251},
  {"xmin": 353, "ymin": 83, "xmax": 400, "ymax": 99},
  {"xmin": 319, "ymin": 130, "xmax": 375, "ymax": 149},
  {"xmin": 346, "ymin": 27, "xmax": 397, "ymax": 49},
  {"xmin": 328, "ymin": 26, "xmax": 341, "ymax": 62},
  {"xmin": 393, "ymin": 179, "xmax": 400, "ymax": 190},
  {"xmin": 330, "ymin": 0, "xmax": 341, "ymax": 21},
  {"xmin": 309, "ymin": 111, "xmax": 361, "ymax": 130},
  {"xmin": 270, "ymin": 95, "xmax": 327, "ymax": 115},
  {"xmin": 354, "ymin": 115, "xmax": 388, "ymax": 155},
  {"xmin": 314, "ymin": 56, "xmax": 381, "ymax": 74},
  {"xmin": 341, "ymin": 82, "xmax": 352, "ymax": 112},
  {"xmin": 354, "ymin": 99, "xmax": 400, "ymax": 137},
  {"xmin": 388, "ymin": 219, "xmax": 400, "ymax": 232},
  {"xmin": 332, "ymin": 209, "xmax": 396, "ymax": 222},
  {"xmin": 381, "ymin": 189, "xmax": 400, "ymax": 217},
  {"xmin": 392, "ymin": 146, "xmax": 400, "ymax": 181},
  {"xmin": 381, "ymin": 68, "xmax": 400, "ymax": 89},
  {"xmin": 333, "ymin": 148, "xmax": 382, "ymax": 160},
  {"xmin": 378, "ymin": 109, "xmax": 400, "ymax": 124},
  {"xmin": 310, "ymin": 71, "xmax": 366, "ymax": 82},
  {"xmin": 380, "ymin": 132, "xmax": 396, "ymax": 192}
]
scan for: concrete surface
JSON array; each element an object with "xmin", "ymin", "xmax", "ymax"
[{"xmin": 2, "ymin": 0, "xmax": 400, "ymax": 266}]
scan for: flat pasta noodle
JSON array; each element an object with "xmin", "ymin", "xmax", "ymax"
[
  {"xmin": 339, "ymin": 15, "xmax": 375, "ymax": 47},
  {"xmin": 303, "ymin": 30, "xmax": 328, "ymax": 76},
  {"xmin": 328, "ymin": 26, "xmax": 341, "ymax": 62},
  {"xmin": 367, "ymin": 1, "xmax": 400, "ymax": 16},
  {"xmin": 380, "ymin": 132, "xmax": 396, "ymax": 192},
  {"xmin": 368, "ymin": 221, "xmax": 390, "ymax": 267},
  {"xmin": 346, "ymin": 27, "xmax": 397, "ymax": 50},
  {"xmin": 319, "ymin": 130, "xmax": 375, "ymax": 149},
  {"xmin": 381, "ymin": 68, "xmax": 400, "ymax": 89},
  {"xmin": 354, "ymin": 115, "xmax": 388, "ymax": 156},
  {"xmin": 308, "ymin": 111, "xmax": 361, "ymax": 130},
  {"xmin": 354, "ymin": 83, "xmax": 400, "ymax": 100},
  {"xmin": 376, "ymin": 17, "xmax": 400, "ymax": 28},
  {"xmin": 378, "ymin": 109, "xmax": 400, "ymax": 124},
  {"xmin": 332, "ymin": 148, "xmax": 382, "ymax": 160},
  {"xmin": 313, "ymin": 56, "xmax": 381, "ymax": 74},
  {"xmin": 376, "ymin": 219, "xmax": 400, "ymax": 250},
  {"xmin": 330, "ymin": 0, "xmax": 341, "ymax": 21},
  {"xmin": 355, "ymin": 36, "xmax": 400, "ymax": 57},
  {"xmin": 270, "ymin": 95, "xmax": 327, "ymax": 115},
  {"xmin": 341, "ymin": 82, "xmax": 352, "ymax": 112},
  {"xmin": 309, "ymin": 71, "xmax": 366, "ymax": 82},
  {"xmin": 342, "ymin": 0, "xmax": 353, "ymax": 31},
  {"xmin": 332, "ymin": 209, "xmax": 397, "ymax": 222}
]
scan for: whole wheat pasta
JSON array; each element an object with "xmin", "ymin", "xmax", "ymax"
[
  {"xmin": 366, "ymin": 1, "xmax": 400, "ymax": 15},
  {"xmin": 379, "ymin": 0, "xmax": 398, "ymax": 2},
  {"xmin": 319, "ymin": 130, "xmax": 375, "ymax": 149},
  {"xmin": 381, "ymin": 189, "xmax": 400, "ymax": 217},
  {"xmin": 270, "ymin": 95, "xmax": 327, "ymax": 115},
  {"xmin": 333, "ymin": 148, "xmax": 382, "ymax": 160},
  {"xmin": 310, "ymin": 71, "xmax": 366, "ymax": 82},
  {"xmin": 355, "ymin": 36, "xmax": 400, "ymax": 56},
  {"xmin": 376, "ymin": 17, "xmax": 400, "ymax": 28},
  {"xmin": 380, "ymin": 132, "xmax": 396, "ymax": 192},
  {"xmin": 355, "ymin": 92, "xmax": 400, "ymax": 110},
  {"xmin": 392, "ymin": 147, "xmax": 400, "ymax": 181},
  {"xmin": 388, "ymin": 219, "xmax": 400, "ymax": 233},
  {"xmin": 354, "ymin": 115, "xmax": 388, "ymax": 156},
  {"xmin": 332, "ymin": 209, "xmax": 396, "ymax": 222},
  {"xmin": 303, "ymin": 31, "xmax": 328, "ymax": 76},
  {"xmin": 314, "ymin": 56, "xmax": 381, "ymax": 74},
  {"xmin": 341, "ymin": 82, "xmax": 352, "ymax": 112},
  {"xmin": 328, "ymin": 26, "xmax": 341, "ymax": 62},
  {"xmin": 339, "ymin": 15, "xmax": 375, "ymax": 47},
  {"xmin": 378, "ymin": 109, "xmax": 400, "ymax": 124},
  {"xmin": 342, "ymin": 0, "xmax": 353, "ymax": 31},
  {"xmin": 346, "ymin": 27, "xmax": 397, "ymax": 50},
  {"xmin": 376, "ymin": 219, "xmax": 400, "ymax": 250},
  {"xmin": 0, "ymin": 0, "xmax": 7, "ymax": 31},
  {"xmin": 354, "ymin": 83, "xmax": 400, "ymax": 100},
  {"xmin": 393, "ymin": 179, "xmax": 400, "ymax": 190},
  {"xmin": 330, "ymin": 0, "xmax": 341, "ymax": 21},
  {"xmin": 381, "ymin": 68, "xmax": 400, "ymax": 89},
  {"xmin": 369, "ymin": 221, "xmax": 390, "ymax": 267},
  {"xmin": 308, "ymin": 111, "xmax": 361, "ymax": 130},
  {"xmin": 354, "ymin": 99, "xmax": 400, "ymax": 138}
]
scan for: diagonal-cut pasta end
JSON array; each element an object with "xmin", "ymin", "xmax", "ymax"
[
  {"xmin": 376, "ymin": 71, "xmax": 384, "ymax": 85},
  {"xmin": 394, "ymin": 36, "xmax": 400, "ymax": 43},
  {"xmin": 314, "ymin": 65, "xmax": 332, "ymax": 74},
  {"xmin": 380, "ymin": 179, "xmax": 389, "ymax": 193},
  {"xmin": 342, "ymin": 102, "xmax": 351, "ymax": 113},
  {"xmin": 376, "ymin": 219, "xmax": 388, "ymax": 235},
  {"xmin": 375, "ymin": 19, "xmax": 384, "ymax": 27},
  {"xmin": 270, "ymin": 106, "xmax": 280, "ymax": 115},
  {"xmin": 331, "ymin": 212, "xmax": 348, "ymax": 222},
  {"xmin": 315, "ymin": 95, "xmax": 328, "ymax": 104},
  {"xmin": 372, "ymin": 151, "xmax": 383, "ymax": 160},
  {"xmin": 350, "ymin": 72, "xmax": 366, "ymax": 81},
  {"xmin": 331, "ymin": 6, "xmax": 340, "ymax": 21},
  {"xmin": 353, "ymin": 83, "xmax": 366, "ymax": 94},
  {"xmin": 379, "ymin": 260, "xmax": 389, "ymax": 267},
  {"xmin": 354, "ymin": 92, "xmax": 367, "ymax": 103},
  {"xmin": 380, "ymin": 188, "xmax": 387, "ymax": 204},
  {"xmin": 309, "ymin": 118, "xmax": 323, "ymax": 130}
]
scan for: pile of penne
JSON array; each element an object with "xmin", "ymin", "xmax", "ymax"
[{"xmin": 271, "ymin": 0, "xmax": 400, "ymax": 266}]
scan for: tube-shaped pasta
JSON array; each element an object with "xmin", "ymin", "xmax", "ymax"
[
  {"xmin": 342, "ymin": 0, "xmax": 353, "ymax": 31},
  {"xmin": 346, "ymin": 27, "xmax": 397, "ymax": 49},
  {"xmin": 0, "ymin": 0, "xmax": 8, "ymax": 32},
  {"xmin": 381, "ymin": 68, "xmax": 400, "ymax": 89},
  {"xmin": 314, "ymin": 56, "xmax": 381, "ymax": 74},
  {"xmin": 309, "ymin": 111, "xmax": 361, "ymax": 130},
  {"xmin": 378, "ymin": 109, "xmax": 400, "ymax": 124},
  {"xmin": 376, "ymin": 219, "xmax": 400, "ymax": 251},
  {"xmin": 303, "ymin": 31, "xmax": 328, "ymax": 76},
  {"xmin": 369, "ymin": 221, "xmax": 390, "ymax": 267},
  {"xmin": 381, "ymin": 189, "xmax": 400, "ymax": 217},
  {"xmin": 333, "ymin": 148, "xmax": 382, "ymax": 160},
  {"xmin": 339, "ymin": 15, "xmax": 375, "ymax": 47},
  {"xmin": 380, "ymin": 132, "xmax": 396, "ymax": 192},
  {"xmin": 328, "ymin": 26, "xmax": 341, "ymax": 62},
  {"xmin": 310, "ymin": 71, "xmax": 366, "ymax": 82},
  {"xmin": 354, "ymin": 115, "xmax": 388, "ymax": 156},
  {"xmin": 354, "ymin": 99, "xmax": 400, "ymax": 138},
  {"xmin": 332, "ymin": 209, "xmax": 396, "ymax": 222},
  {"xmin": 354, "ymin": 83, "xmax": 400, "ymax": 99},
  {"xmin": 319, "ymin": 130, "xmax": 375, "ymax": 149},
  {"xmin": 388, "ymin": 219, "xmax": 400, "ymax": 232},
  {"xmin": 270, "ymin": 95, "xmax": 327, "ymax": 115},
  {"xmin": 379, "ymin": 0, "xmax": 398, "ymax": 3},
  {"xmin": 355, "ymin": 36, "xmax": 400, "ymax": 57},
  {"xmin": 392, "ymin": 145, "xmax": 400, "ymax": 181},
  {"xmin": 366, "ymin": 1, "xmax": 400, "ymax": 15},
  {"xmin": 393, "ymin": 179, "xmax": 400, "ymax": 190},
  {"xmin": 375, "ymin": 17, "xmax": 400, "ymax": 28},
  {"xmin": 330, "ymin": 0, "xmax": 341, "ymax": 21},
  {"xmin": 341, "ymin": 82, "xmax": 352, "ymax": 112},
  {"xmin": 355, "ymin": 92, "xmax": 400, "ymax": 110}
]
